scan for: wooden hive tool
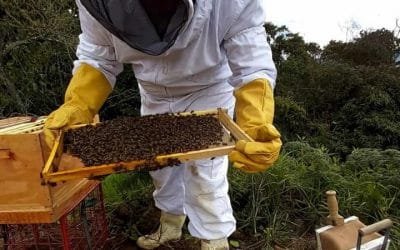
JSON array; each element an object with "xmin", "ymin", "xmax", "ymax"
[{"xmin": 315, "ymin": 190, "xmax": 393, "ymax": 250}]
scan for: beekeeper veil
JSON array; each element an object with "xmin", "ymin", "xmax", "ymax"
[{"xmin": 80, "ymin": 0, "xmax": 194, "ymax": 56}]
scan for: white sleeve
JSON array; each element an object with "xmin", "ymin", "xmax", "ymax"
[
  {"xmin": 223, "ymin": 0, "xmax": 277, "ymax": 89},
  {"xmin": 74, "ymin": 0, "xmax": 123, "ymax": 87}
]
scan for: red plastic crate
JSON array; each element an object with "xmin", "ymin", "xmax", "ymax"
[{"xmin": 1, "ymin": 184, "xmax": 108, "ymax": 250}]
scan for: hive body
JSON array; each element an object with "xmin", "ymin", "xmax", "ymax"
[{"xmin": 0, "ymin": 118, "xmax": 98, "ymax": 224}]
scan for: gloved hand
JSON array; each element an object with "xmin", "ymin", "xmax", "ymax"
[
  {"xmin": 44, "ymin": 63, "xmax": 112, "ymax": 148},
  {"xmin": 229, "ymin": 78, "xmax": 282, "ymax": 173}
]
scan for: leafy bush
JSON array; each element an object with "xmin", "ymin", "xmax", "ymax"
[
  {"xmin": 0, "ymin": 0, "xmax": 79, "ymax": 116},
  {"xmin": 228, "ymin": 142, "xmax": 400, "ymax": 248},
  {"xmin": 103, "ymin": 143, "xmax": 400, "ymax": 248},
  {"xmin": 100, "ymin": 65, "xmax": 140, "ymax": 120},
  {"xmin": 322, "ymin": 29, "xmax": 400, "ymax": 66},
  {"xmin": 275, "ymin": 57, "xmax": 400, "ymax": 157},
  {"xmin": 103, "ymin": 143, "xmax": 331, "ymax": 246},
  {"xmin": 344, "ymin": 148, "xmax": 400, "ymax": 172},
  {"xmin": 274, "ymin": 96, "xmax": 308, "ymax": 142},
  {"xmin": 0, "ymin": 0, "xmax": 140, "ymax": 118}
]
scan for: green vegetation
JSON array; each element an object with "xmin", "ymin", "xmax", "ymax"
[
  {"xmin": 268, "ymin": 23, "xmax": 400, "ymax": 157},
  {"xmin": 231, "ymin": 144, "xmax": 400, "ymax": 248},
  {"xmin": 102, "ymin": 144, "xmax": 400, "ymax": 248},
  {"xmin": 1, "ymin": 1, "xmax": 400, "ymax": 249},
  {"xmin": 0, "ymin": 0, "xmax": 79, "ymax": 115}
]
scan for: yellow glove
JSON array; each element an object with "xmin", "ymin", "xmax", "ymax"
[
  {"xmin": 44, "ymin": 63, "xmax": 112, "ymax": 148},
  {"xmin": 229, "ymin": 78, "xmax": 282, "ymax": 173}
]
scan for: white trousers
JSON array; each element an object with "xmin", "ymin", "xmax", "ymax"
[{"xmin": 140, "ymin": 82, "xmax": 236, "ymax": 240}]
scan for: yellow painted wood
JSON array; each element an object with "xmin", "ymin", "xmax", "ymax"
[
  {"xmin": 44, "ymin": 145, "xmax": 235, "ymax": 182},
  {"xmin": 41, "ymin": 132, "xmax": 63, "ymax": 176}
]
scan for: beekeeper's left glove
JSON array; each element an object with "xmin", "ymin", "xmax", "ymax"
[
  {"xmin": 44, "ymin": 64, "xmax": 112, "ymax": 148},
  {"xmin": 229, "ymin": 78, "xmax": 282, "ymax": 173}
]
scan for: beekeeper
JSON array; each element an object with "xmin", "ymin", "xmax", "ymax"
[{"xmin": 44, "ymin": 0, "xmax": 282, "ymax": 249}]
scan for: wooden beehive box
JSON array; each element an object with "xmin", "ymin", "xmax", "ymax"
[{"xmin": 0, "ymin": 117, "xmax": 98, "ymax": 224}]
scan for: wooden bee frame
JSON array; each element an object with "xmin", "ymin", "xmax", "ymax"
[{"xmin": 41, "ymin": 108, "xmax": 252, "ymax": 183}]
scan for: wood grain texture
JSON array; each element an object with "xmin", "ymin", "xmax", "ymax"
[{"xmin": 0, "ymin": 118, "xmax": 99, "ymax": 224}]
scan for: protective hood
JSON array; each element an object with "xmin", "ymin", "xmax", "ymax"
[{"xmin": 80, "ymin": 0, "xmax": 193, "ymax": 56}]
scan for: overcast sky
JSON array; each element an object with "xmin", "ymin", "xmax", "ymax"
[{"xmin": 263, "ymin": 0, "xmax": 400, "ymax": 46}]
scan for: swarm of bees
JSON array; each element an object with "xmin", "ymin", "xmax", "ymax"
[{"xmin": 64, "ymin": 113, "xmax": 224, "ymax": 167}]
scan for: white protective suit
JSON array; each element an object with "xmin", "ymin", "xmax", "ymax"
[{"xmin": 74, "ymin": 0, "xmax": 276, "ymax": 240}]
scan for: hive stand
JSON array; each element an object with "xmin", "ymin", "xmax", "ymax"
[{"xmin": 1, "ymin": 184, "xmax": 109, "ymax": 249}]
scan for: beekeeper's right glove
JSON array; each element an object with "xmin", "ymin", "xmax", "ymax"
[
  {"xmin": 43, "ymin": 64, "xmax": 112, "ymax": 148},
  {"xmin": 228, "ymin": 78, "xmax": 282, "ymax": 173}
]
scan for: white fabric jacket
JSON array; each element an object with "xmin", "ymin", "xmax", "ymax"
[
  {"xmin": 74, "ymin": 0, "xmax": 277, "ymax": 99},
  {"xmin": 73, "ymin": 1, "xmax": 277, "ymax": 239}
]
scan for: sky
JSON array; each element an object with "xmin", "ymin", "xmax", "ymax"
[{"xmin": 263, "ymin": 0, "xmax": 400, "ymax": 47}]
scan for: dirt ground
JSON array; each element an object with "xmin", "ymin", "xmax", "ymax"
[
  {"xmin": 107, "ymin": 203, "xmax": 316, "ymax": 250},
  {"xmin": 115, "ymin": 233, "xmax": 316, "ymax": 250}
]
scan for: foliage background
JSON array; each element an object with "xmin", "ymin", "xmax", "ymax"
[{"xmin": 1, "ymin": 1, "xmax": 399, "ymax": 249}]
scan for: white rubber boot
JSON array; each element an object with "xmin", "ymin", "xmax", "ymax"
[
  {"xmin": 201, "ymin": 238, "xmax": 229, "ymax": 250},
  {"xmin": 136, "ymin": 211, "xmax": 186, "ymax": 249}
]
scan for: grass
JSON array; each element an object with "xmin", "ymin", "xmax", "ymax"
[
  {"xmin": 102, "ymin": 171, "xmax": 153, "ymax": 207},
  {"xmin": 102, "ymin": 141, "xmax": 400, "ymax": 249}
]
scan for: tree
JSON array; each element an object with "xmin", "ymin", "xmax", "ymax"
[
  {"xmin": 0, "ymin": 0, "xmax": 140, "ymax": 118},
  {"xmin": 322, "ymin": 29, "xmax": 400, "ymax": 66},
  {"xmin": 264, "ymin": 22, "xmax": 320, "ymax": 66},
  {"xmin": 269, "ymin": 25, "xmax": 400, "ymax": 156},
  {"xmin": 0, "ymin": 0, "xmax": 79, "ymax": 116}
]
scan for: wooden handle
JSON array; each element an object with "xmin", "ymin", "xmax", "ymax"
[
  {"xmin": 326, "ymin": 190, "xmax": 344, "ymax": 226},
  {"xmin": 326, "ymin": 190, "xmax": 339, "ymax": 216},
  {"xmin": 359, "ymin": 219, "xmax": 393, "ymax": 236}
]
